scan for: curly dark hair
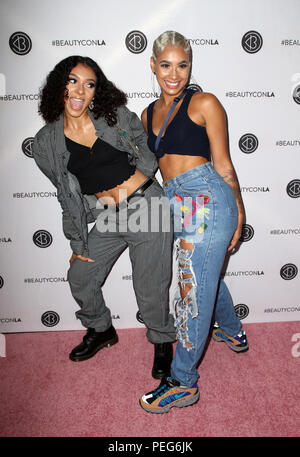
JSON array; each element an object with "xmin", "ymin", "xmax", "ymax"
[{"xmin": 38, "ymin": 56, "xmax": 127, "ymax": 126}]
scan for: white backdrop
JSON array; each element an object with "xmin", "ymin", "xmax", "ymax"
[{"xmin": 0, "ymin": 0, "xmax": 299, "ymax": 333}]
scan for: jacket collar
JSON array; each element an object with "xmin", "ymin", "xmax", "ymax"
[{"xmin": 52, "ymin": 109, "xmax": 118, "ymax": 155}]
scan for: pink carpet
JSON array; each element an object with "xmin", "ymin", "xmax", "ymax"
[{"xmin": 0, "ymin": 321, "xmax": 299, "ymax": 437}]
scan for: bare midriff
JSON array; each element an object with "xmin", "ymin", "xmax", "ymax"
[
  {"xmin": 158, "ymin": 154, "xmax": 208, "ymax": 181},
  {"xmin": 94, "ymin": 168, "xmax": 148, "ymax": 204}
]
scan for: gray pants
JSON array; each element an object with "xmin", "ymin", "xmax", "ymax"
[{"xmin": 67, "ymin": 180, "xmax": 176, "ymax": 343}]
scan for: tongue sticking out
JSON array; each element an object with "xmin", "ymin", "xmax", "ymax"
[{"xmin": 70, "ymin": 98, "xmax": 84, "ymax": 110}]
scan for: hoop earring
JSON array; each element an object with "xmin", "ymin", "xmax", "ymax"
[
  {"xmin": 151, "ymin": 73, "xmax": 160, "ymax": 98},
  {"xmin": 188, "ymin": 75, "xmax": 203, "ymax": 92},
  {"xmin": 89, "ymin": 99, "xmax": 94, "ymax": 110}
]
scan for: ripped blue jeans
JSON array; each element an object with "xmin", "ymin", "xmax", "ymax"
[{"xmin": 163, "ymin": 162, "xmax": 242, "ymax": 386}]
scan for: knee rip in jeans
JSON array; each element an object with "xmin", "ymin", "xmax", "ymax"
[{"xmin": 174, "ymin": 239, "xmax": 198, "ymax": 351}]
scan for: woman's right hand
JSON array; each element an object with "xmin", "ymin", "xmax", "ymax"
[{"xmin": 69, "ymin": 253, "xmax": 95, "ymax": 264}]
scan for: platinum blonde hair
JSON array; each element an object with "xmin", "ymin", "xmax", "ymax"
[{"xmin": 152, "ymin": 31, "xmax": 192, "ymax": 62}]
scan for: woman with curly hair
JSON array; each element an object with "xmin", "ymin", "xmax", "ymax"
[{"xmin": 33, "ymin": 56, "xmax": 175, "ymax": 377}]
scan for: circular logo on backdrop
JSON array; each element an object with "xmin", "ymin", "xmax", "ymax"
[
  {"xmin": 239, "ymin": 134, "xmax": 259, "ymax": 154},
  {"xmin": 239, "ymin": 224, "xmax": 254, "ymax": 242},
  {"xmin": 22, "ymin": 137, "xmax": 34, "ymax": 158},
  {"xmin": 125, "ymin": 31, "xmax": 147, "ymax": 54},
  {"xmin": 292, "ymin": 84, "xmax": 300, "ymax": 105},
  {"xmin": 136, "ymin": 311, "xmax": 144, "ymax": 324},
  {"xmin": 33, "ymin": 230, "xmax": 53, "ymax": 248},
  {"xmin": 286, "ymin": 179, "xmax": 300, "ymax": 198},
  {"xmin": 280, "ymin": 264, "xmax": 298, "ymax": 280},
  {"xmin": 41, "ymin": 311, "xmax": 60, "ymax": 327},
  {"xmin": 234, "ymin": 304, "xmax": 249, "ymax": 320},
  {"xmin": 242, "ymin": 31, "xmax": 263, "ymax": 54},
  {"xmin": 0, "ymin": 276, "xmax": 4, "ymax": 289},
  {"xmin": 9, "ymin": 32, "xmax": 32, "ymax": 55}
]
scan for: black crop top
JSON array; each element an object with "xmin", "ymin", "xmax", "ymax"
[
  {"xmin": 147, "ymin": 89, "xmax": 210, "ymax": 160},
  {"xmin": 66, "ymin": 136, "xmax": 135, "ymax": 194}
]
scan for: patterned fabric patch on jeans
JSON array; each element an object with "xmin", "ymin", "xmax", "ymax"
[{"xmin": 171, "ymin": 192, "xmax": 210, "ymax": 244}]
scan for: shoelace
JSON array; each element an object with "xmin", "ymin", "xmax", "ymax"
[
  {"xmin": 236, "ymin": 330, "xmax": 247, "ymax": 343},
  {"xmin": 152, "ymin": 378, "xmax": 176, "ymax": 399}
]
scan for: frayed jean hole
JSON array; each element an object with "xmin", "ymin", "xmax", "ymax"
[
  {"xmin": 179, "ymin": 239, "xmax": 194, "ymax": 251},
  {"xmin": 174, "ymin": 237, "xmax": 198, "ymax": 350},
  {"xmin": 179, "ymin": 263, "xmax": 190, "ymax": 269}
]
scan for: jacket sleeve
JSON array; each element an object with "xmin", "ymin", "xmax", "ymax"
[
  {"xmin": 32, "ymin": 131, "xmax": 88, "ymax": 256},
  {"xmin": 126, "ymin": 108, "xmax": 158, "ymax": 177},
  {"xmin": 32, "ymin": 132, "xmax": 58, "ymax": 187}
]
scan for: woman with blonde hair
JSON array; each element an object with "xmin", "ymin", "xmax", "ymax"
[{"xmin": 139, "ymin": 31, "xmax": 248, "ymax": 413}]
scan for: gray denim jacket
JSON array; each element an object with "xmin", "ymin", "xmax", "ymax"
[{"xmin": 33, "ymin": 105, "xmax": 158, "ymax": 256}]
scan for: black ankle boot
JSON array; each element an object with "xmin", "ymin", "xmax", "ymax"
[
  {"xmin": 152, "ymin": 342, "xmax": 173, "ymax": 379},
  {"xmin": 69, "ymin": 325, "xmax": 118, "ymax": 362}
]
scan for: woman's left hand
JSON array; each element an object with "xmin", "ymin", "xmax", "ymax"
[
  {"xmin": 227, "ymin": 215, "xmax": 243, "ymax": 252},
  {"xmin": 227, "ymin": 228, "xmax": 241, "ymax": 252}
]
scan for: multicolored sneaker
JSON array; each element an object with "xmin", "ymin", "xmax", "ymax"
[
  {"xmin": 212, "ymin": 323, "xmax": 249, "ymax": 352},
  {"xmin": 139, "ymin": 377, "xmax": 199, "ymax": 414}
]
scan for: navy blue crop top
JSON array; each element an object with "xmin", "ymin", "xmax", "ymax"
[
  {"xmin": 66, "ymin": 136, "xmax": 135, "ymax": 194},
  {"xmin": 147, "ymin": 89, "xmax": 210, "ymax": 160}
]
